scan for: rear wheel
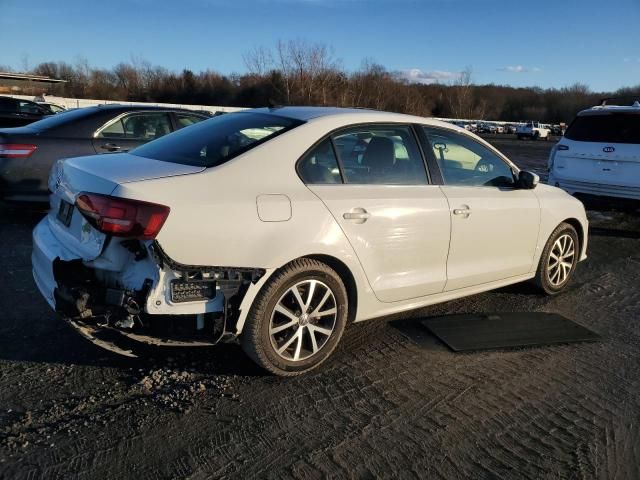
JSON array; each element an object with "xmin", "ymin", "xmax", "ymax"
[
  {"xmin": 534, "ymin": 223, "xmax": 579, "ymax": 295},
  {"xmin": 241, "ymin": 258, "xmax": 348, "ymax": 376}
]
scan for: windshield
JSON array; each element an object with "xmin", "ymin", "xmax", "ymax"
[
  {"xmin": 131, "ymin": 111, "xmax": 302, "ymax": 167},
  {"xmin": 565, "ymin": 113, "xmax": 640, "ymax": 144}
]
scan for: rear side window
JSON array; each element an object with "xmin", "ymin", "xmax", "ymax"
[
  {"xmin": 565, "ymin": 113, "xmax": 640, "ymax": 144},
  {"xmin": 176, "ymin": 113, "xmax": 207, "ymax": 128},
  {"xmin": 0, "ymin": 98, "xmax": 17, "ymax": 112},
  {"xmin": 132, "ymin": 112, "xmax": 302, "ymax": 167},
  {"xmin": 332, "ymin": 125, "xmax": 428, "ymax": 185},
  {"xmin": 298, "ymin": 139, "xmax": 342, "ymax": 184},
  {"xmin": 18, "ymin": 101, "xmax": 45, "ymax": 114}
]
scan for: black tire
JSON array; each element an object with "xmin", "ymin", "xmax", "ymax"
[
  {"xmin": 532, "ymin": 132, "xmax": 539, "ymax": 141},
  {"xmin": 534, "ymin": 223, "xmax": 579, "ymax": 295},
  {"xmin": 241, "ymin": 258, "xmax": 348, "ymax": 376}
]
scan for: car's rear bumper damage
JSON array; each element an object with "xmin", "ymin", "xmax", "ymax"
[{"xmin": 32, "ymin": 217, "xmax": 266, "ymax": 355}]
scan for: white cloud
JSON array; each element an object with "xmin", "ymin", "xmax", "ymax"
[
  {"xmin": 397, "ymin": 68, "xmax": 461, "ymax": 84},
  {"xmin": 499, "ymin": 65, "xmax": 541, "ymax": 73}
]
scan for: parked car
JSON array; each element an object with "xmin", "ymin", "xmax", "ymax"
[
  {"xmin": 503, "ymin": 124, "xmax": 518, "ymax": 134},
  {"xmin": 31, "ymin": 107, "xmax": 589, "ymax": 375},
  {"xmin": 38, "ymin": 102, "xmax": 66, "ymax": 114},
  {"xmin": 0, "ymin": 104, "xmax": 209, "ymax": 201},
  {"xmin": 548, "ymin": 100, "xmax": 640, "ymax": 200},
  {"xmin": 0, "ymin": 96, "xmax": 53, "ymax": 128},
  {"xmin": 478, "ymin": 123, "xmax": 498, "ymax": 134},
  {"xmin": 517, "ymin": 121, "xmax": 551, "ymax": 140}
]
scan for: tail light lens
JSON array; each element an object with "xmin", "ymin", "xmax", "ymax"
[
  {"xmin": 548, "ymin": 144, "xmax": 569, "ymax": 171},
  {"xmin": 0, "ymin": 144, "xmax": 37, "ymax": 158},
  {"xmin": 75, "ymin": 192, "xmax": 170, "ymax": 240}
]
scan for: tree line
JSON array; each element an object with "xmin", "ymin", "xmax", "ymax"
[{"xmin": 11, "ymin": 40, "xmax": 640, "ymax": 123}]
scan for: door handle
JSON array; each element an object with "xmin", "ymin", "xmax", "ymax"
[
  {"xmin": 100, "ymin": 143, "xmax": 121, "ymax": 152},
  {"xmin": 343, "ymin": 208, "xmax": 370, "ymax": 223},
  {"xmin": 453, "ymin": 205, "xmax": 471, "ymax": 218}
]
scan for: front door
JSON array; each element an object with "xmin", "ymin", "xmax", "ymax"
[
  {"xmin": 422, "ymin": 126, "xmax": 540, "ymax": 291},
  {"xmin": 92, "ymin": 111, "xmax": 174, "ymax": 153}
]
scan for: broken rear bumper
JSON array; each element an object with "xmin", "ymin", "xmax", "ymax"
[
  {"xmin": 32, "ymin": 215, "xmax": 270, "ymax": 356},
  {"xmin": 63, "ymin": 315, "xmax": 220, "ymax": 358},
  {"xmin": 32, "ymin": 217, "xmax": 73, "ymax": 309}
]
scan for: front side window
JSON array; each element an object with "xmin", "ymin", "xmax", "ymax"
[
  {"xmin": 332, "ymin": 125, "xmax": 428, "ymax": 185},
  {"xmin": 132, "ymin": 112, "xmax": 302, "ymax": 167},
  {"xmin": 298, "ymin": 139, "xmax": 341, "ymax": 184},
  {"xmin": 423, "ymin": 127, "xmax": 515, "ymax": 187}
]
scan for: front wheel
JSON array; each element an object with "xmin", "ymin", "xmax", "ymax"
[
  {"xmin": 241, "ymin": 258, "xmax": 348, "ymax": 376},
  {"xmin": 534, "ymin": 223, "xmax": 579, "ymax": 295}
]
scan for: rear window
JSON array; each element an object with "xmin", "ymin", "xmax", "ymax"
[
  {"xmin": 22, "ymin": 107, "xmax": 98, "ymax": 131},
  {"xmin": 565, "ymin": 113, "xmax": 640, "ymax": 144},
  {"xmin": 131, "ymin": 112, "xmax": 302, "ymax": 167}
]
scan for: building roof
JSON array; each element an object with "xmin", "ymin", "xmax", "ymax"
[{"xmin": 0, "ymin": 72, "xmax": 67, "ymax": 84}]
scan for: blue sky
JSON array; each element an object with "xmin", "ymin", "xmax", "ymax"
[{"xmin": 1, "ymin": 0, "xmax": 638, "ymax": 91}]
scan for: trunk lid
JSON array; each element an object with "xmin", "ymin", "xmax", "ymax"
[{"xmin": 47, "ymin": 153, "xmax": 204, "ymax": 260}]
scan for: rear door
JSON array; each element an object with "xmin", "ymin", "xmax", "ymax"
[
  {"xmin": 554, "ymin": 112, "xmax": 640, "ymax": 187},
  {"xmin": 92, "ymin": 111, "xmax": 174, "ymax": 153},
  {"xmin": 422, "ymin": 126, "xmax": 540, "ymax": 291},
  {"xmin": 301, "ymin": 124, "xmax": 451, "ymax": 303}
]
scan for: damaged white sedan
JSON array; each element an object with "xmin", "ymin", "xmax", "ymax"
[{"xmin": 32, "ymin": 107, "xmax": 589, "ymax": 376}]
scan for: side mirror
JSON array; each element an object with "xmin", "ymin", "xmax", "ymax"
[{"xmin": 518, "ymin": 170, "xmax": 539, "ymax": 189}]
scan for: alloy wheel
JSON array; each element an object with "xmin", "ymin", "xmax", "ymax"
[
  {"xmin": 547, "ymin": 234, "xmax": 575, "ymax": 287},
  {"xmin": 269, "ymin": 280, "xmax": 338, "ymax": 362}
]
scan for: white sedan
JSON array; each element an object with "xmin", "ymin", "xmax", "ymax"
[{"xmin": 32, "ymin": 107, "xmax": 588, "ymax": 375}]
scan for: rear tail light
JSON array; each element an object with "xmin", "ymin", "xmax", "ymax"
[
  {"xmin": 0, "ymin": 144, "xmax": 37, "ymax": 158},
  {"xmin": 548, "ymin": 144, "xmax": 569, "ymax": 171},
  {"xmin": 75, "ymin": 192, "xmax": 170, "ymax": 240}
]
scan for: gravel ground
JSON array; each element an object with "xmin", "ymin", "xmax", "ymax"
[{"xmin": 1, "ymin": 136, "xmax": 640, "ymax": 479}]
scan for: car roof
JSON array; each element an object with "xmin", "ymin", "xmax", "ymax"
[
  {"xmin": 580, "ymin": 101, "xmax": 640, "ymax": 116},
  {"xmin": 81, "ymin": 104, "xmax": 206, "ymax": 114},
  {"xmin": 250, "ymin": 106, "xmax": 452, "ymax": 127}
]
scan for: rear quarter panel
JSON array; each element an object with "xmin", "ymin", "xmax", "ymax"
[{"xmin": 112, "ymin": 120, "xmax": 375, "ymax": 311}]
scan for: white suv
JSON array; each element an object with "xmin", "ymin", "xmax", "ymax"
[
  {"xmin": 548, "ymin": 100, "xmax": 640, "ymax": 200},
  {"xmin": 517, "ymin": 121, "xmax": 551, "ymax": 140}
]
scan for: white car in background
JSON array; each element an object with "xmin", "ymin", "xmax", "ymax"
[
  {"xmin": 548, "ymin": 100, "xmax": 640, "ymax": 200},
  {"xmin": 517, "ymin": 121, "xmax": 551, "ymax": 140},
  {"xmin": 32, "ymin": 107, "xmax": 588, "ymax": 375}
]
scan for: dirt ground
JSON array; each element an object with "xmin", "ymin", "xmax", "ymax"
[{"xmin": 1, "ymin": 135, "xmax": 640, "ymax": 479}]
